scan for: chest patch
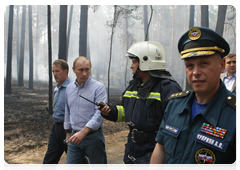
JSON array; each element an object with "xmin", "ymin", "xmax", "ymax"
[
  {"xmin": 201, "ymin": 123, "xmax": 227, "ymax": 139},
  {"xmin": 195, "ymin": 148, "xmax": 216, "ymax": 164},
  {"xmin": 195, "ymin": 133, "xmax": 225, "ymax": 150},
  {"xmin": 164, "ymin": 124, "xmax": 179, "ymax": 135}
]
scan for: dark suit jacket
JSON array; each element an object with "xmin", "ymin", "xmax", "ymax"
[{"xmin": 220, "ymin": 73, "xmax": 236, "ymax": 94}]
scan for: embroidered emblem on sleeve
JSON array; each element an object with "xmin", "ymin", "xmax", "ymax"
[
  {"xmin": 165, "ymin": 124, "xmax": 179, "ymax": 135},
  {"xmin": 195, "ymin": 148, "xmax": 216, "ymax": 164}
]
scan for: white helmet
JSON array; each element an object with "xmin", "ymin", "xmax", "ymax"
[{"xmin": 126, "ymin": 41, "xmax": 166, "ymax": 71}]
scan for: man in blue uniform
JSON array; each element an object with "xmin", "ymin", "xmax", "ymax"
[
  {"xmin": 150, "ymin": 27, "xmax": 236, "ymax": 164},
  {"xmin": 99, "ymin": 41, "xmax": 182, "ymax": 164}
]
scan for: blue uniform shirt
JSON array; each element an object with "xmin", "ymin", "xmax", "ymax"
[
  {"xmin": 52, "ymin": 77, "xmax": 72, "ymax": 122},
  {"xmin": 155, "ymin": 80, "xmax": 236, "ymax": 164}
]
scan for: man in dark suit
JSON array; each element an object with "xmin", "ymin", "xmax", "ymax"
[{"xmin": 220, "ymin": 54, "xmax": 236, "ymax": 94}]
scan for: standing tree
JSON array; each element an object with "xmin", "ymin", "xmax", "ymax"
[
  {"xmin": 143, "ymin": 5, "xmax": 149, "ymax": 41},
  {"xmin": 107, "ymin": 5, "xmax": 118, "ymax": 101},
  {"xmin": 79, "ymin": 5, "xmax": 88, "ymax": 58},
  {"xmin": 185, "ymin": 5, "xmax": 195, "ymax": 91},
  {"xmin": 34, "ymin": 6, "xmax": 39, "ymax": 80},
  {"xmin": 48, "ymin": 5, "xmax": 53, "ymax": 115},
  {"xmin": 189, "ymin": 5, "xmax": 195, "ymax": 28},
  {"xmin": 6, "ymin": 5, "xmax": 14, "ymax": 94},
  {"xmin": 216, "ymin": 5, "xmax": 227, "ymax": 36},
  {"xmin": 16, "ymin": 6, "xmax": 20, "ymax": 79},
  {"xmin": 66, "ymin": 5, "xmax": 73, "ymax": 61},
  {"xmin": 201, "ymin": 5, "xmax": 209, "ymax": 28},
  {"xmin": 28, "ymin": 5, "xmax": 34, "ymax": 89},
  {"xmin": 144, "ymin": 5, "xmax": 153, "ymax": 41},
  {"xmin": 18, "ymin": 5, "xmax": 26, "ymax": 87},
  {"xmin": 58, "ymin": 5, "xmax": 68, "ymax": 60}
]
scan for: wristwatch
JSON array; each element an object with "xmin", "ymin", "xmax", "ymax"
[{"xmin": 65, "ymin": 129, "xmax": 72, "ymax": 133}]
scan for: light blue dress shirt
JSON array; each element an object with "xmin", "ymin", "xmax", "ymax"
[
  {"xmin": 223, "ymin": 73, "xmax": 236, "ymax": 92},
  {"xmin": 64, "ymin": 77, "xmax": 108, "ymax": 131},
  {"xmin": 52, "ymin": 77, "xmax": 72, "ymax": 122}
]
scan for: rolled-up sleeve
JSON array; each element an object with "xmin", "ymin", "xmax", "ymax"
[
  {"xmin": 85, "ymin": 85, "xmax": 108, "ymax": 131},
  {"xmin": 64, "ymin": 86, "xmax": 72, "ymax": 130}
]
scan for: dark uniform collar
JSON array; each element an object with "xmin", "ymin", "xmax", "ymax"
[
  {"xmin": 201, "ymin": 80, "xmax": 228, "ymax": 127},
  {"xmin": 137, "ymin": 77, "xmax": 153, "ymax": 88},
  {"xmin": 175, "ymin": 81, "xmax": 228, "ymax": 127}
]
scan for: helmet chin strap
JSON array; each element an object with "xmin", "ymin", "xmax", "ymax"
[{"xmin": 133, "ymin": 67, "xmax": 140, "ymax": 79}]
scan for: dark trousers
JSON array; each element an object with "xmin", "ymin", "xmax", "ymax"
[{"xmin": 42, "ymin": 124, "xmax": 90, "ymax": 170}]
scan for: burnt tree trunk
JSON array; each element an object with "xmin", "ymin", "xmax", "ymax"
[
  {"xmin": 28, "ymin": 5, "xmax": 34, "ymax": 89},
  {"xmin": 66, "ymin": 5, "xmax": 73, "ymax": 61},
  {"xmin": 18, "ymin": 5, "xmax": 26, "ymax": 87},
  {"xmin": 79, "ymin": 5, "xmax": 88, "ymax": 58},
  {"xmin": 48, "ymin": 5, "xmax": 53, "ymax": 115},
  {"xmin": 6, "ymin": 5, "xmax": 14, "ymax": 94},
  {"xmin": 58, "ymin": 5, "xmax": 68, "ymax": 60},
  {"xmin": 216, "ymin": 5, "xmax": 227, "ymax": 36},
  {"xmin": 201, "ymin": 5, "xmax": 209, "ymax": 28}
]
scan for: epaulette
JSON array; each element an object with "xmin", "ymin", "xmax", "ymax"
[
  {"xmin": 168, "ymin": 90, "xmax": 191, "ymax": 100},
  {"xmin": 225, "ymin": 95, "xmax": 236, "ymax": 110}
]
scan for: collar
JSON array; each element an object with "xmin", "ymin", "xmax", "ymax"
[
  {"xmin": 137, "ymin": 77, "xmax": 153, "ymax": 88},
  {"xmin": 177, "ymin": 81, "xmax": 227, "ymax": 127},
  {"xmin": 74, "ymin": 77, "xmax": 92, "ymax": 88},
  {"xmin": 224, "ymin": 72, "xmax": 236, "ymax": 79},
  {"xmin": 57, "ymin": 77, "xmax": 71, "ymax": 88},
  {"xmin": 201, "ymin": 81, "xmax": 227, "ymax": 126}
]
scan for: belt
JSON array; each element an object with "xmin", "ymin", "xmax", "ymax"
[
  {"xmin": 54, "ymin": 121, "xmax": 63, "ymax": 126},
  {"xmin": 130, "ymin": 128, "xmax": 157, "ymax": 143}
]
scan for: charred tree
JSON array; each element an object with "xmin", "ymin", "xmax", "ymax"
[
  {"xmin": 6, "ymin": 5, "xmax": 14, "ymax": 94},
  {"xmin": 58, "ymin": 5, "xmax": 68, "ymax": 60},
  {"xmin": 108, "ymin": 5, "xmax": 118, "ymax": 102},
  {"xmin": 189, "ymin": 5, "xmax": 195, "ymax": 28},
  {"xmin": 144, "ymin": 5, "xmax": 153, "ymax": 41},
  {"xmin": 79, "ymin": 5, "xmax": 88, "ymax": 58},
  {"xmin": 16, "ymin": 6, "xmax": 20, "ymax": 79},
  {"xmin": 48, "ymin": 5, "xmax": 53, "ymax": 115},
  {"xmin": 66, "ymin": 5, "xmax": 73, "ymax": 61},
  {"xmin": 18, "ymin": 5, "xmax": 26, "ymax": 87},
  {"xmin": 28, "ymin": 5, "xmax": 34, "ymax": 89},
  {"xmin": 143, "ymin": 5, "xmax": 149, "ymax": 41},
  {"xmin": 34, "ymin": 6, "xmax": 39, "ymax": 80},
  {"xmin": 185, "ymin": 5, "xmax": 195, "ymax": 91},
  {"xmin": 201, "ymin": 5, "xmax": 209, "ymax": 28},
  {"xmin": 216, "ymin": 5, "xmax": 227, "ymax": 36}
]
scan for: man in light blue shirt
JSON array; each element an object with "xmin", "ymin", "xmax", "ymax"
[
  {"xmin": 221, "ymin": 54, "xmax": 236, "ymax": 94},
  {"xmin": 64, "ymin": 56, "xmax": 107, "ymax": 164},
  {"xmin": 43, "ymin": 59, "xmax": 72, "ymax": 164}
]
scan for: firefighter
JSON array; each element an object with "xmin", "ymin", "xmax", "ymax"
[{"xmin": 99, "ymin": 41, "xmax": 182, "ymax": 164}]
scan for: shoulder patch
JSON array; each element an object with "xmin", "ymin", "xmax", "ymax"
[
  {"xmin": 168, "ymin": 90, "xmax": 191, "ymax": 100},
  {"xmin": 225, "ymin": 95, "xmax": 236, "ymax": 110}
]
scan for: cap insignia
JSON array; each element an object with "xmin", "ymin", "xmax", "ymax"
[{"xmin": 188, "ymin": 27, "xmax": 201, "ymax": 40}]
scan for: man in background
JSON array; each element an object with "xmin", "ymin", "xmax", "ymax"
[
  {"xmin": 43, "ymin": 59, "xmax": 72, "ymax": 164},
  {"xmin": 221, "ymin": 53, "xmax": 236, "ymax": 94}
]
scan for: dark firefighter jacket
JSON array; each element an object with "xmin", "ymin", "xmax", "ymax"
[{"xmin": 101, "ymin": 77, "xmax": 182, "ymax": 164}]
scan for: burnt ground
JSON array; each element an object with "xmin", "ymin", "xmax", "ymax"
[{"xmin": 4, "ymin": 79, "xmax": 129, "ymax": 164}]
